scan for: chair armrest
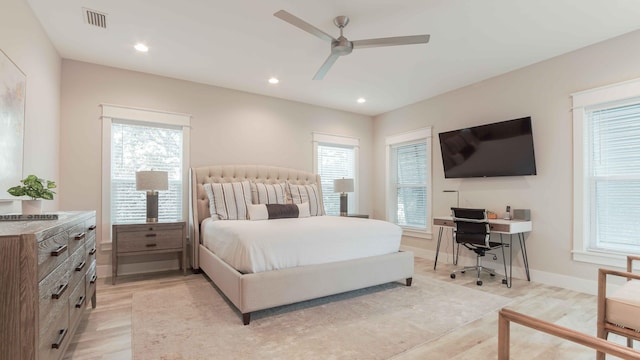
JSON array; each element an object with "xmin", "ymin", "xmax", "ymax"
[
  {"xmin": 599, "ymin": 268, "xmax": 640, "ymax": 282},
  {"xmin": 628, "ymin": 255, "xmax": 640, "ymax": 273}
]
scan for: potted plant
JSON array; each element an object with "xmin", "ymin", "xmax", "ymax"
[{"xmin": 7, "ymin": 175, "xmax": 57, "ymax": 214}]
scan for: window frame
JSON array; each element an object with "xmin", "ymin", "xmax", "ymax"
[
  {"xmin": 385, "ymin": 127, "xmax": 432, "ymax": 239},
  {"xmin": 100, "ymin": 104, "xmax": 191, "ymax": 249},
  {"xmin": 572, "ymin": 78, "xmax": 640, "ymax": 268},
  {"xmin": 312, "ymin": 133, "xmax": 360, "ymax": 215}
]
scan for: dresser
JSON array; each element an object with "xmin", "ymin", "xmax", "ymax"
[{"xmin": 0, "ymin": 211, "xmax": 97, "ymax": 360}]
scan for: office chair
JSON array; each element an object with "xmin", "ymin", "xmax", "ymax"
[
  {"xmin": 449, "ymin": 208, "xmax": 507, "ymax": 286},
  {"xmin": 596, "ymin": 255, "xmax": 640, "ymax": 360}
]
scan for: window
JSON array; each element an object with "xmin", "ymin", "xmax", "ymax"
[
  {"xmin": 101, "ymin": 105, "xmax": 190, "ymax": 246},
  {"xmin": 572, "ymin": 78, "xmax": 640, "ymax": 267},
  {"xmin": 313, "ymin": 133, "xmax": 359, "ymax": 216},
  {"xmin": 111, "ymin": 122, "xmax": 182, "ymax": 223},
  {"xmin": 386, "ymin": 128, "xmax": 432, "ymax": 238}
]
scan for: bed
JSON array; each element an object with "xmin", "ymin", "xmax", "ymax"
[{"xmin": 190, "ymin": 165, "xmax": 414, "ymax": 325}]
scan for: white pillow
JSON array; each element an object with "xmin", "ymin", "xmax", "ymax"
[
  {"xmin": 287, "ymin": 182, "xmax": 324, "ymax": 216},
  {"xmin": 297, "ymin": 202, "xmax": 311, "ymax": 218},
  {"xmin": 250, "ymin": 182, "xmax": 287, "ymax": 204},
  {"xmin": 204, "ymin": 181, "xmax": 252, "ymax": 220},
  {"xmin": 247, "ymin": 204, "xmax": 269, "ymax": 220}
]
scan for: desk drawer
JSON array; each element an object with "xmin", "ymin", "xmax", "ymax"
[{"xmin": 117, "ymin": 228, "xmax": 183, "ymax": 253}]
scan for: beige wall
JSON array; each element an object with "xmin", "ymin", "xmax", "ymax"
[
  {"xmin": 0, "ymin": 0, "xmax": 61, "ymax": 214},
  {"xmin": 373, "ymin": 29, "xmax": 640, "ymax": 289},
  {"xmin": 60, "ymin": 60, "xmax": 373, "ymax": 267}
]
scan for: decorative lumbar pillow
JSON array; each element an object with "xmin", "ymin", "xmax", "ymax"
[
  {"xmin": 204, "ymin": 181, "xmax": 252, "ymax": 220},
  {"xmin": 248, "ymin": 203, "xmax": 310, "ymax": 220},
  {"xmin": 287, "ymin": 182, "xmax": 324, "ymax": 216},
  {"xmin": 265, "ymin": 204, "xmax": 299, "ymax": 219},
  {"xmin": 296, "ymin": 202, "xmax": 311, "ymax": 218},
  {"xmin": 247, "ymin": 203, "xmax": 269, "ymax": 221},
  {"xmin": 250, "ymin": 182, "xmax": 287, "ymax": 205}
]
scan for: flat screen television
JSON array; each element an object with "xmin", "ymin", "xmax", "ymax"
[{"xmin": 438, "ymin": 116, "xmax": 537, "ymax": 178}]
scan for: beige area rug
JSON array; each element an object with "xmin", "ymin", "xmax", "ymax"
[{"xmin": 132, "ymin": 260, "xmax": 511, "ymax": 360}]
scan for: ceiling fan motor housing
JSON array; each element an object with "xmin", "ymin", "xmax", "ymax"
[{"xmin": 331, "ymin": 37, "xmax": 353, "ymax": 56}]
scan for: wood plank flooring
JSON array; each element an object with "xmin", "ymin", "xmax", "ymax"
[{"xmin": 63, "ymin": 258, "xmax": 636, "ymax": 359}]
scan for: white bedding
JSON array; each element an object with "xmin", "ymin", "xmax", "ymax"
[{"xmin": 201, "ymin": 216, "xmax": 402, "ymax": 273}]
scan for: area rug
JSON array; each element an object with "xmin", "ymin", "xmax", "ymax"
[{"xmin": 132, "ymin": 260, "xmax": 511, "ymax": 360}]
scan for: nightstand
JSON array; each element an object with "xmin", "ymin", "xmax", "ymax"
[
  {"xmin": 343, "ymin": 214, "xmax": 369, "ymax": 218},
  {"xmin": 112, "ymin": 221, "xmax": 186, "ymax": 284}
]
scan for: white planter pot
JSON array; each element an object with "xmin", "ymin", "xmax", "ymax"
[{"xmin": 22, "ymin": 200, "xmax": 43, "ymax": 215}]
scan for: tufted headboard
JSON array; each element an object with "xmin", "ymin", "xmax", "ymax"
[{"xmin": 189, "ymin": 165, "xmax": 322, "ymax": 269}]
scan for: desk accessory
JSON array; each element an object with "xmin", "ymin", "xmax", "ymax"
[{"xmin": 513, "ymin": 209, "xmax": 531, "ymax": 221}]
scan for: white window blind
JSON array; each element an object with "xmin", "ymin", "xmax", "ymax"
[
  {"xmin": 316, "ymin": 144, "xmax": 356, "ymax": 215},
  {"xmin": 587, "ymin": 102, "xmax": 640, "ymax": 253},
  {"xmin": 111, "ymin": 121, "xmax": 183, "ymax": 223},
  {"xmin": 391, "ymin": 141, "xmax": 428, "ymax": 228}
]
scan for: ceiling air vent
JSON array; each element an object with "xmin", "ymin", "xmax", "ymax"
[{"xmin": 83, "ymin": 8, "xmax": 107, "ymax": 29}]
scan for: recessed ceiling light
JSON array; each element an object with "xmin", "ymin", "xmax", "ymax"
[
  {"xmin": 134, "ymin": 43, "xmax": 149, "ymax": 52},
  {"xmin": 357, "ymin": 97, "xmax": 366, "ymax": 104},
  {"xmin": 268, "ymin": 77, "xmax": 279, "ymax": 84}
]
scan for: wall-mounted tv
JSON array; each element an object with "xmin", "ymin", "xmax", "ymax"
[{"xmin": 438, "ymin": 116, "xmax": 537, "ymax": 178}]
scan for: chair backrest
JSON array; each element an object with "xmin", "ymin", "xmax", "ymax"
[{"xmin": 451, "ymin": 207, "xmax": 490, "ymax": 247}]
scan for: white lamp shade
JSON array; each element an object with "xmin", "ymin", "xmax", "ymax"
[
  {"xmin": 136, "ymin": 170, "xmax": 169, "ymax": 191},
  {"xmin": 333, "ymin": 178, "xmax": 354, "ymax": 193}
]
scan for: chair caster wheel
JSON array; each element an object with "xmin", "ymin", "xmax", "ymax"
[
  {"xmin": 502, "ymin": 279, "xmax": 508, "ymax": 285},
  {"xmin": 450, "ymin": 273, "xmax": 456, "ymax": 279},
  {"xmin": 476, "ymin": 280, "xmax": 483, "ymax": 286},
  {"xmin": 490, "ymin": 273, "xmax": 496, "ymax": 277}
]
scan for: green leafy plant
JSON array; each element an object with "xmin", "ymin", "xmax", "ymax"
[{"xmin": 7, "ymin": 175, "xmax": 57, "ymax": 200}]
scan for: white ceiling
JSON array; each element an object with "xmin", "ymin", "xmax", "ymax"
[{"xmin": 26, "ymin": 0, "xmax": 640, "ymax": 116}]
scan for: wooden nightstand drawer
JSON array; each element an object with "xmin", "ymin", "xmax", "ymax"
[{"xmin": 116, "ymin": 228, "xmax": 183, "ymax": 252}]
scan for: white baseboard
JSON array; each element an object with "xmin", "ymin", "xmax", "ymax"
[
  {"xmin": 97, "ymin": 259, "xmax": 181, "ymax": 279},
  {"xmin": 401, "ymin": 244, "xmax": 599, "ymax": 296}
]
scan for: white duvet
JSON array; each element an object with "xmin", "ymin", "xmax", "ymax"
[{"xmin": 201, "ymin": 216, "xmax": 402, "ymax": 273}]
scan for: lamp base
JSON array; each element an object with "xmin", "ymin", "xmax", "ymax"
[
  {"xmin": 146, "ymin": 191, "xmax": 159, "ymax": 223},
  {"xmin": 340, "ymin": 193, "xmax": 348, "ymax": 216}
]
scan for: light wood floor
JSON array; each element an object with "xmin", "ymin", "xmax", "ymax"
[{"xmin": 63, "ymin": 257, "xmax": 635, "ymax": 360}]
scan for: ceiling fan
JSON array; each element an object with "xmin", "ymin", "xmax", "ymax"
[{"xmin": 274, "ymin": 10, "xmax": 430, "ymax": 80}]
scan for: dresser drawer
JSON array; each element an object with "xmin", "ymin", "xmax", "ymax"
[
  {"xmin": 69, "ymin": 246, "xmax": 87, "ymax": 290},
  {"xmin": 37, "ymin": 231, "xmax": 69, "ymax": 282},
  {"xmin": 116, "ymin": 227, "xmax": 183, "ymax": 253},
  {"xmin": 86, "ymin": 236, "xmax": 97, "ymax": 265},
  {"xmin": 67, "ymin": 223, "xmax": 86, "ymax": 256},
  {"xmin": 86, "ymin": 262, "xmax": 97, "ymax": 303},
  {"xmin": 39, "ymin": 258, "xmax": 71, "ymax": 336},
  {"xmin": 69, "ymin": 279, "xmax": 86, "ymax": 329},
  {"xmin": 38, "ymin": 305, "xmax": 70, "ymax": 360}
]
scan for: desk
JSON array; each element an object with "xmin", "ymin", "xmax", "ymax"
[{"xmin": 433, "ymin": 216, "xmax": 532, "ymax": 288}]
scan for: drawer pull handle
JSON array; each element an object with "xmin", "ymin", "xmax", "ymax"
[
  {"xmin": 51, "ymin": 328, "xmax": 68, "ymax": 349},
  {"xmin": 88, "ymin": 225, "xmax": 96, "ymax": 231},
  {"xmin": 74, "ymin": 232, "xmax": 86, "ymax": 240},
  {"xmin": 145, "ymin": 243, "xmax": 157, "ymax": 248},
  {"xmin": 51, "ymin": 245, "xmax": 68, "ymax": 257},
  {"xmin": 90, "ymin": 274, "xmax": 97, "ymax": 284},
  {"xmin": 52, "ymin": 283, "xmax": 69, "ymax": 299},
  {"xmin": 89, "ymin": 248, "xmax": 97, "ymax": 255},
  {"xmin": 145, "ymin": 233, "xmax": 157, "ymax": 237},
  {"xmin": 75, "ymin": 295, "xmax": 86, "ymax": 308},
  {"xmin": 75, "ymin": 261, "xmax": 86, "ymax": 271}
]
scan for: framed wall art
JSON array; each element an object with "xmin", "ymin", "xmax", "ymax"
[{"xmin": 0, "ymin": 49, "xmax": 26, "ymax": 201}]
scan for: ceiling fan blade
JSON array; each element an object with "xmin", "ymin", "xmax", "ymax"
[
  {"xmin": 352, "ymin": 34, "xmax": 430, "ymax": 49},
  {"xmin": 313, "ymin": 54, "xmax": 340, "ymax": 80},
  {"xmin": 274, "ymin": 10, "xmax": 336, "ymax": 43}
]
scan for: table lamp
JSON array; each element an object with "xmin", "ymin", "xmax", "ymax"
[
  {"xmin": 136, "ymin": 170, "xmax": 168, "ymax": 222},
  {"xmin": 333, "ymin": 178, "xmax": 354, "ymax": 216}
]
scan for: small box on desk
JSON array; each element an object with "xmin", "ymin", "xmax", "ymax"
[{"xmin": 513, "ymin": 209, "xmax": 531, "ymax": 221}]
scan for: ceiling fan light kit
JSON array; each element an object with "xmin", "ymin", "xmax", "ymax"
[{"xmin": 274, "ymin": 10, "xmax": 430, "ymax": 80}]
